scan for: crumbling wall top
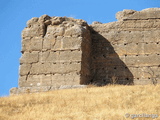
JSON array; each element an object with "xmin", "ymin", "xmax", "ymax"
[{"xmin": 116, "ymin": 8, "xmax": 160, "ymax": 21}]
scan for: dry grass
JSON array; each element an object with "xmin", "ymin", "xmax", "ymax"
[{"xmin": 0, "ymin": 85, "xmax": 160, "ymax": 120}]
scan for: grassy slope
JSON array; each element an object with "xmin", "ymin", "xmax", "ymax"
[{"xmin": 0, "ymin": 85, "xmax": 160, "ymax": 120}]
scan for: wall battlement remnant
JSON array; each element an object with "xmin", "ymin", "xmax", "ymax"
[{"xmin": 10, "ymin": 8, "xmax": 160, "ymax": 94}]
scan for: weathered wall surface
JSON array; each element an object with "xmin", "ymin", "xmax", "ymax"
[
  {"xmin": 11, "ymin": 15, "xmax": 92, "ymax": 94},
  {"xmin": 10, "ymin": 8, "xmax": 160, "ymax": 94},
  {"xmin": 90, "ymin": 8, "xmax": 160, "ymax": 85}
]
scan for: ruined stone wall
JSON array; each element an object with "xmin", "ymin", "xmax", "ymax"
[
  {"xmin": 11, "ymin": 15, "xmax": 91, "ymax": 94},
  {"xmin": 90, "ymin": 8, "xmax": 160, "ymax": 85},
  {"xmin": 10, "ymin": 8, "xmax": 160, "ymax": 94}
]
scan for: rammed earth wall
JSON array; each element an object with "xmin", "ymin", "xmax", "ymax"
[{"xmin": 10, "ymin": 8, "xmax": 160, "ymax": 94}]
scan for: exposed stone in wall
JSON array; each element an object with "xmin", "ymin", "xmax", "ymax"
[{"xmin": 10, "ymin": 8, "xmax": 160, "ymax": 94}]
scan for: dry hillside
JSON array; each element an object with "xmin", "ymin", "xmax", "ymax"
[{"xmin": 1, "ymin": 85, "xmax": 160, "ymax": 120}]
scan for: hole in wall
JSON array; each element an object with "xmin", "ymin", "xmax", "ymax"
[
  {"xmin": 136, "ymin": 43, "xmax": 138, "ymax": 45},
  {"xmin": 136, "ymin": 55, "xmax": 139, "ymax": 56},
  {"xmin": 103, "ymin": 79, "xmax": 106, "ymax": 82},
  {"xmin": 124, "ymin": 43, "xmax": 127, "ymax": 45},
  {"xmin": 148, "ymin": 77, "xmax": 150, "ymax": 79},
  {"xmin": 146, "ymin": 42, "xmax": 148, "ymax": 44},
  {"xmin": 103, "ymin": 55, "xmax": 106, "ymax": 58},
  {"xmin": 93, "ymin": 56, "xmax": 96, "ymax": 59},
  {"xmin": 114, "ymin": 67, "xmax": 117, "ymax": 70},
  {"xmin": 157, "ymin": 42, "xmax": 159, "ymax": 44},
  {"xmin": 137, "ymin": 78, "xmax": 139, "ymax": 80},
  {"xmin": 125, "ymin": 54, "xmax": 127, "ymax": 57},
  {"xmin": 126, "ymin": 78, "xmax": 129, "ymax": 80}
]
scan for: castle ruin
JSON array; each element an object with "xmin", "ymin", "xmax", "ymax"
[{"xmin": 10, "ymin": 8, "xmax": 160, "ymax": 94}]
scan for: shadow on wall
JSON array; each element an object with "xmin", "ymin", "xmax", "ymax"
[{"xmin": 90, "ymin": 28, "xmax": 134, "ymax": 85}]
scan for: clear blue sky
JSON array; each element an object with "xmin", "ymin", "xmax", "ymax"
[{"xmin": 0, "ymin": 0, "xmax": 160, "ymax": 96}]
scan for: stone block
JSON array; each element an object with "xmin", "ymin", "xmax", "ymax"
[
  {"xmin": 22, "ymin": 37, "xmax": 42, "ymax": 52},
  {"xmin": 40, "ymin": 50, "xmax": 82, "ymax": 63},
  {"xmin": 122, "ymin": 21, "xmax": 137, "ymax": 28},
  {"xmin": 46, "ymin": 25, "xmax": 65, "ymax": 36},
  {"xmin": 143, "ymin": 30, "xmax": 160, "ymax": 42},
  {"xmin": 43, "ymin": 36, "xmax": 56, "ymax": 50},
  {"xmin": 10, "ymin": 87, "xmax": 18, "ymax": 95},
  {"xmin": 106, "ymin": 66, "xmax": 133, "ymax": 78},
  {"xmin": 30, "ymin": 37, "xmax": 43, "ymax": 51},
  {"xmin": 123, "ymin": 31, "xmax": 144, "ymax": 43},
  {"xmin": 51, "ymin": 73, "xmax": 80, "ymax": 86},
  {"xmin": 19, "ymin": 64, "xmax": 31, "ymax": 76},
  {"xmin": 21, "ymin": 38, "xmax": 31, "ymax": 52},
  {"xmin": 19, "ymin": 74, "xmax": 52, "ymax": 87},
  {"xmin": 22, "ymin": 24, "xmax": 45, "ymax": 38},
  {"xmin": 30, "ymin": 62, "xmax": 52, "ymax": 74},
  {"xmin": 120, "ymin": 20, "xmax": 154, "ymax": 30},
  {"xmin": 27, "ymin": 74, "xmax": 52, "ymax": 87},
  {"xmin": 129, "ymin": 67, "xmax": 148, "ymax": 79},
  {"xmin": 140, "ymin": 20, "xmax": 154, "ymax": 28},
  {"xmin": 27, "ymin": 17, "xmax": 39, "ymax": 27},
  {"xmin": 38, "ymin": 14, "xmax": 51, "ymax": 22},
  {"xmin": 113, "ymin": 44, "xmax": 126, "ymax": 56},
  {"xmin": 121, "ymin": 66, "xmax": 160, "ymax": 80},
  {"xmin": 30, "ymin": 62, "xmax": 81, "ymax": 74},
  {"xmin": 59, "ymin": 50, "xmax": 82, "ymax": 62},
  {"xmin": 140, "ymin": 66, "xmax": 160, "ymax": 79},
  {"xmin": 39, "ymin": 51, "xmax": 60, "ymax": 63},
  {"xmin": 51, "ymin": 63, "xmax": 81, "ymax": 74},
  {"xmin": 101, "ymin": 31, "xmax": 121, "ymax": 44},
  {"xmin": 125, "ymin": 54, "xmax": 160, "ymax": 66},
  {"xmin": 62, "ymin": 37, "xmax": 82, "ymax": 50},
  {"xmin": 134, "ymin": 79, "xmax": 153, "ymax": 85},
  {"xmin": 125, "ymin": 43, "xmax": 144, "ymax": 55},
  {"xmin": 64, "ymin": 25, "xmax": 86, "ymax": 37},
  {"xmin": 125, "ymin": 8, "xmax": 160, "ymax": 20},
  {"xmin": 43, "ymin": 36, "xmax": 82, "ymax": 51},
  {"xmin": 143, "ymin": 43, "xmax": 158, "ymax": 54},
  {"xmin": 51, "ymin": 38, "xmax": 62, "ymax": 50},
  {"xmin": 153, "ymin": 21, "xmax": 160, "ymax": 28},
  {"xmin": 12, "ymin": 86, "xmax": 52, "ymax": 94},
  {"xmin": 19, "ymin": 75, "xmax": 27, "ymax": 87},
  {"xmin": 116, "ymin": 9, "xmax": 136, "ymax": 21},
  {"xmin": 20, "ymin": 51, "xmax": 39, "ymax": 64}
]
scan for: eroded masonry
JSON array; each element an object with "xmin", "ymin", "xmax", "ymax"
[{"xmin": 10, "ymin": 8, "xmax": 160, "ymax": 94}]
